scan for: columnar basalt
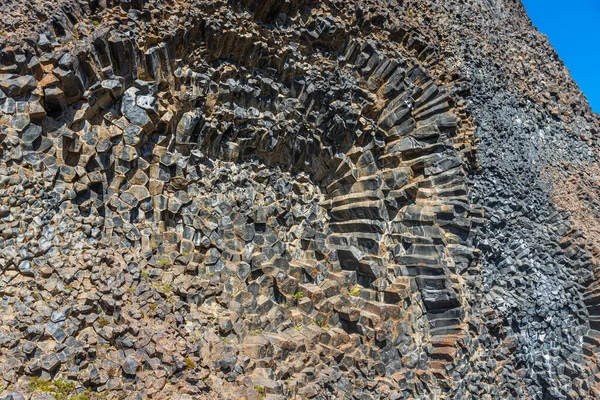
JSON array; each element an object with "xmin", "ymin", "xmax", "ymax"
[{"xmin": 0, "ymin": 0, "xmax": 599, "ymax": 399}]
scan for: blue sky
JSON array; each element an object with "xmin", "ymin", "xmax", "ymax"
[{"xmin": 521, "ymin": 0, "xmax": 599, "ymax": 112}]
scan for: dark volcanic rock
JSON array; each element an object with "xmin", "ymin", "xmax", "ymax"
[{"xmin": 0, "ymin": 0, "xmax": 598, "ymax": 399}]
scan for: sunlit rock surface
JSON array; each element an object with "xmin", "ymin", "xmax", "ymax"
[{"xmin": 0, "ymin": 0, "xmax": 599, "ymax": 399}]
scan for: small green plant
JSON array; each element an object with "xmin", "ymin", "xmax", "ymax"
[
  {"xmin": 75, "ymin": 391, "xmax": 94, "ymax": 400},
  {"xmin": 151, "ymin": 243, "xmax": 158, "ymax": 249},
  {"xmin": 128, "ymin": 287, "xmax": 135, "ymax": 292},
  {"xmin": 28, "ymin": 377, "xmax": 92, "ymax": 400},
  {"xmin": 0, "ymin": 383, "xmax": 6, "ymax": 394},
  {"xmin": 254, "ymin": 385, "xmax": 265, "ymax": 395},
  {"xmin": 315, "ymin": 317, "xmax": 327, "ymax": 329},
  {"xmin": 92, "ymin": 19, "xmax": 100, "ymax": 25},
  {"xmin": 158, "ymin": 258, "xmax": 170, "ymax": 266},
  {"xmin": 221, "ymin": 337, "xmax": 231, "ymax": 344},
  {"xmin": 184, "ymin": 357, "xmax": 196, "ymax": 370},
  {"xmin": 350, "ymin": 288, "xmax": 360, "ymax": 296},
  {"xmin": 249, "ymin": 329, "xmax": 262, "ymax": 336},
  {"xmin": 148, "ymin": 302, "xmax": 157, "ymax": 311},
  {"xmin": 182, "ymin": 251, "xmax": 190, "ymax": 256},
  {"xmin": 97, "ymin": 317, "xmax": 110, "ymax": 327},
  {"xmin": 291, "ymin": 291, "xmax": 304, "ymax": 301},
  {"xmin": 162, "ymin": 284, "xmax": 172, "ymax": 293},
  {"xmin": 72, "ymin": 389, "xmax": 96, "ymax": 400},
  {"xmin": 141, "ymin": 271, "xmax": 149, "ymax": 279},
  {"xmin": 295, "ymin": 324, "xmax": 301, "ymax": 331}
]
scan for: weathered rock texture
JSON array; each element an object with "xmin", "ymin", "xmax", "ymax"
[{"xmin": 0, "ymin": 0, "xmax": 598, "ymax": 399}]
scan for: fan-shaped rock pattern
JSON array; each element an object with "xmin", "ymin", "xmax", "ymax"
[{"xmin": 0, "ymin": 0, "xmax": 599, "ymax": 399}]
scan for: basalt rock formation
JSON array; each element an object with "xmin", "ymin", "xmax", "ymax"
[{"xmin": 0, "ymin": 0, "xmax": 599, "ymax": 399}]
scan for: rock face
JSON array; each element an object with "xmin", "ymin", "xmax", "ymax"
[{"xmin": 0, "ymin": 0, "xmax": 598, "ymax": 399}]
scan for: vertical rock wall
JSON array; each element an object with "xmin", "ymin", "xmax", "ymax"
[{"xmin": 0, "ymin": 0, "xmax": 598, "ymax": 399}]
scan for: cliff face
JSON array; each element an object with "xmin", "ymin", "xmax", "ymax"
[{"xmin": 0, "ymin": 1, "xmax": 598, "ymax": 399}]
